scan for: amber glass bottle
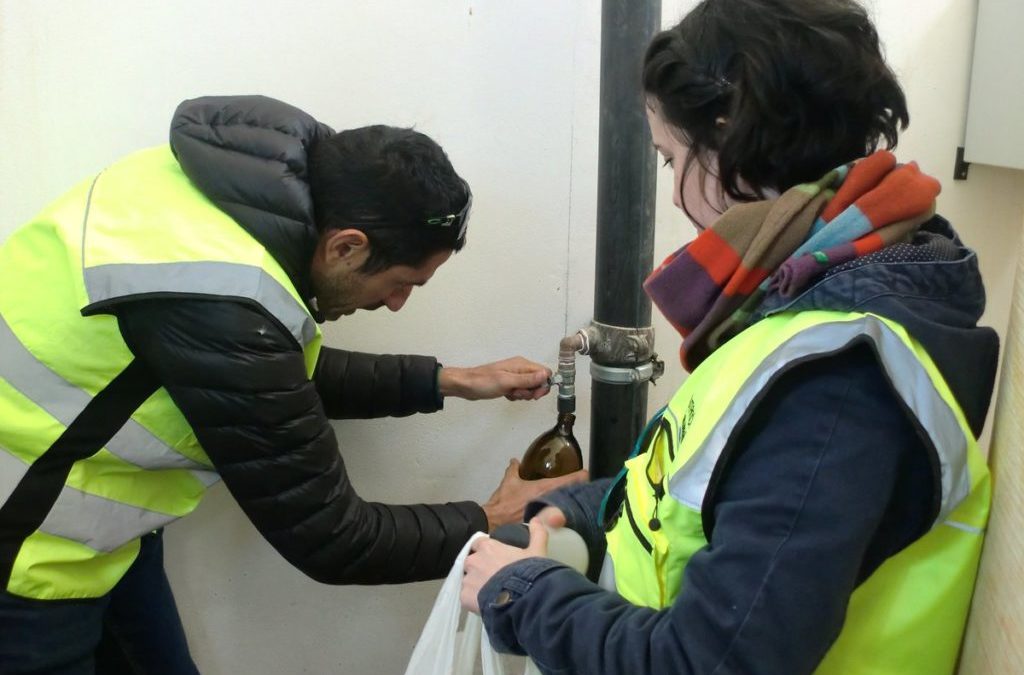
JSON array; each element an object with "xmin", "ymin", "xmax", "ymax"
[{"xmin": 519, "ymin": 412, "xmax": 583, "ymax": 479}]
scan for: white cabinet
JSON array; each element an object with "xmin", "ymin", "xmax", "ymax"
[{"xmin": 964, "ymin": 0, "xmax": 1024, "ymax": 171}]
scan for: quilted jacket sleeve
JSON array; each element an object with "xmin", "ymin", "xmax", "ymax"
[
  {"xmin": 313, "ymin": 346, "xmax": 443, "ymax": 419},
  {"xmin": 115, "ymin": 297, "xmax": 487, "ymax": 584}
]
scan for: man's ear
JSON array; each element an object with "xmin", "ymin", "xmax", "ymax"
[{"xmin": 320, "ymin": 228, "xmax": 370, "ymax": 267}]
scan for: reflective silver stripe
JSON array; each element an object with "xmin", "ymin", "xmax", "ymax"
[
  {"xmin": 0, "ymin": 313, "xmax": 209, "ymax": 473},
  {"xmin": 944, "ymin": 520, "xmax": 985, "ymax": 535},
  {"xmin": 0, "ymin": 448, "xmax": 181, "ymax": 552},
  {"xmin": 598, "ymin": 554, "xmax": 618, "ymax": 592},
  {"xmin": 0, "ymin": 449, "xmax": 189, "ymax": 553},
  {"xmin": 39, "ymin": 482, "xmax": 181, "ymax": 553},
  {"xmin": 669, "ymin": 316, "xmax": 971, "ymax": 525},
  {"xmin": 0, "ymin": 447, "xmax": 29, "ymax": 505},
  {"xmin": 192, "ymin": 469, "xmax": 221, "ymax": 487},
  {"xmin": 84, "ymin": 262, "xmax": 317, "ymax": 348}
]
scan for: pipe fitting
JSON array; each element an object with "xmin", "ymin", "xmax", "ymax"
[
  {"xmin": 552, "ymin": 328, "xmax": 593, "ymax": 413},
  {"xmin": 587, "ymin": 321, "xmax": 655, "ymax": 366},
  {"xmin": 584, "ymin": 321, "xmax": 664, "ymax": 388}
]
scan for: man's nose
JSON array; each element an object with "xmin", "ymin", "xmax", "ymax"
[{"xmin": 385, "ymin": 287, "xmax": 412, "ymax": 312}]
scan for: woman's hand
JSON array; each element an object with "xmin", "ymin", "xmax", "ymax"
[
  {"xmin": 461, "ymin": 518, "xmax": 549, "ymax": 614},
  {"xmin": 533, "ymin": 505, "xmax": 567, "ymax": 529}
]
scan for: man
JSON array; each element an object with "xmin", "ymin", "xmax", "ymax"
[{"xmin": 0, "ymin": 95, "xmax": 583, "ymax": 673}]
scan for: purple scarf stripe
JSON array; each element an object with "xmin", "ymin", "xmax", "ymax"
[
  {"xmin": 773, "ymin": 242, "xmax": 859, "ymax": 297},
  {"xmin": 643, "ymin": 250, "xmax": 720, "ymax": 335}
]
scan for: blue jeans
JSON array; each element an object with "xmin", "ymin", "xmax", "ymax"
[{"xmin": 0, "ymin": 530, "xmax": 199, "ymax": 674}]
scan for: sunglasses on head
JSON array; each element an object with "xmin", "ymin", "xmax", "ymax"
[
  {"xmin": 342, "ymin": 187, "xmax": 472, "ymax": 246},
  {"xmin": 425, "ymin": 189, "xmax": 472, "ymax": 245}
]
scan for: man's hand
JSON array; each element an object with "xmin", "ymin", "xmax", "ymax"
[
  {"xmin": 461, "ymin": 518, "xmax": 549, "ymax": 614},
  {"xmin": 439, "ymin": 357, "xmax": 552, "ymax": 401},
  {"xmin": 481, "ymin": 459, "xmax": 587, "ymax": 531}
]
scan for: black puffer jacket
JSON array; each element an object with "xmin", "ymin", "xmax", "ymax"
[{"xmin": 115, "ymin": 96, "xmax": 486, "ymax": 584}]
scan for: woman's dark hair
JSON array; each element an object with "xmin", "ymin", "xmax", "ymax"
[
  {"xmin": 309, "ymin": 125, "xmax": 469, "ymax": 274},
  {"xmin": 643, "ymin": 0, "xmax": 909, "ymax": 203}
]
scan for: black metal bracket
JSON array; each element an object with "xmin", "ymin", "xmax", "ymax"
[{"xmin": 954, "ymin": 146, "xmax": 970, "ymax": 181}]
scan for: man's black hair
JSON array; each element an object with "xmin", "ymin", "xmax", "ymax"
[
  {"xmin": 309, "ymin": 125, "xmax": 470, "ymax": 274},
  {"xmin": 643, "ymin": 0, "xmax": 909, "ymax": 206}
]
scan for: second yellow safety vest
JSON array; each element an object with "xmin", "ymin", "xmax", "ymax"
[{"xmin": 602, "ymin": 310, "xmax": 989, "ymax": 675}]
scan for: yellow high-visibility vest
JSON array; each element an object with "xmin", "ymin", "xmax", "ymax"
[
  {"xmin": 0, "ymin": 146, "xmax": 322, "ymax": 599},
  {"xmin": 603, "ymin": 310, "xmax": 989, "ymax": 674}
]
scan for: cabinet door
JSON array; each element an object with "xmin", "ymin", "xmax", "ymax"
[{"xmin": 964, "ymin": 0, "xmax": 1024, "ymax": 171}]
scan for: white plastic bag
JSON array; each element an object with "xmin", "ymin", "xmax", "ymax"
[{"xmin": 404, "ymin": 533, "xmax": 542, "ymax": 675}]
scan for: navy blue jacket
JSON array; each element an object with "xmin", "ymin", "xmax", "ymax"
[{"xmin": 478, "ymin": 218, "xmax": 998, "ymax": 675}]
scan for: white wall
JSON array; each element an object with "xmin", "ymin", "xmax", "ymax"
[{"xmin": 1, "ymin": 1, "xmax": 1021, "ymax": 673}]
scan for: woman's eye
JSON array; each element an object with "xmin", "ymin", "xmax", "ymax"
[{"xmin": 662, "ymin": 157, "xmax": 674, "ymax": 168}]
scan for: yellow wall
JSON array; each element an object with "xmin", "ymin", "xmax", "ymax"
[{"xmin": 960, "ymin": 211, "xmax": 1024, "ymax": 673}]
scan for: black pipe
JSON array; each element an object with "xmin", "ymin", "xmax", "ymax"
[{"xmin": 590, "ymin": 0, "xmax": 661, "ymax": 479}]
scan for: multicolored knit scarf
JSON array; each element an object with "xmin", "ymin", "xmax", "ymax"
[{"xmin": 643, "ymin": 151, "xmax": 941, "ymax": 371}]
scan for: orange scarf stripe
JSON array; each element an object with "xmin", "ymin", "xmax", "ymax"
[
  {"xmin": 688, "ymin": 230, "xmax": 743, "ymax": 285},
  {"xmin": 856, "ymin": 163, "xmax": 941, "ymax": 229},
  {"xmin": 724, "ymin": 267, "xmax": 771, "ymax": 297},
  {"xmin": 819, "ymin": 152, "xmax": 896, "ymax": 222}
]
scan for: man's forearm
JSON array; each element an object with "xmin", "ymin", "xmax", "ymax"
[{"xmin": 314, "ymin": 346, "xmax": 442, "ymax": 418}]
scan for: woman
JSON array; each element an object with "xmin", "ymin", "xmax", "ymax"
[{"xmin": 461, "ymin": 1, "xmax": 997, "ymax": 673}]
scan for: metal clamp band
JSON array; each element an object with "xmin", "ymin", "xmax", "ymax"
[{"xmin": 590, "ymin": 358, "xmax": 665, "ymax": 385}]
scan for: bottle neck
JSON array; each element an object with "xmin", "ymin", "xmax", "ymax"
[{"xmin": 556, "ymin": 412, "xmax": 576, "ymax": 434}]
